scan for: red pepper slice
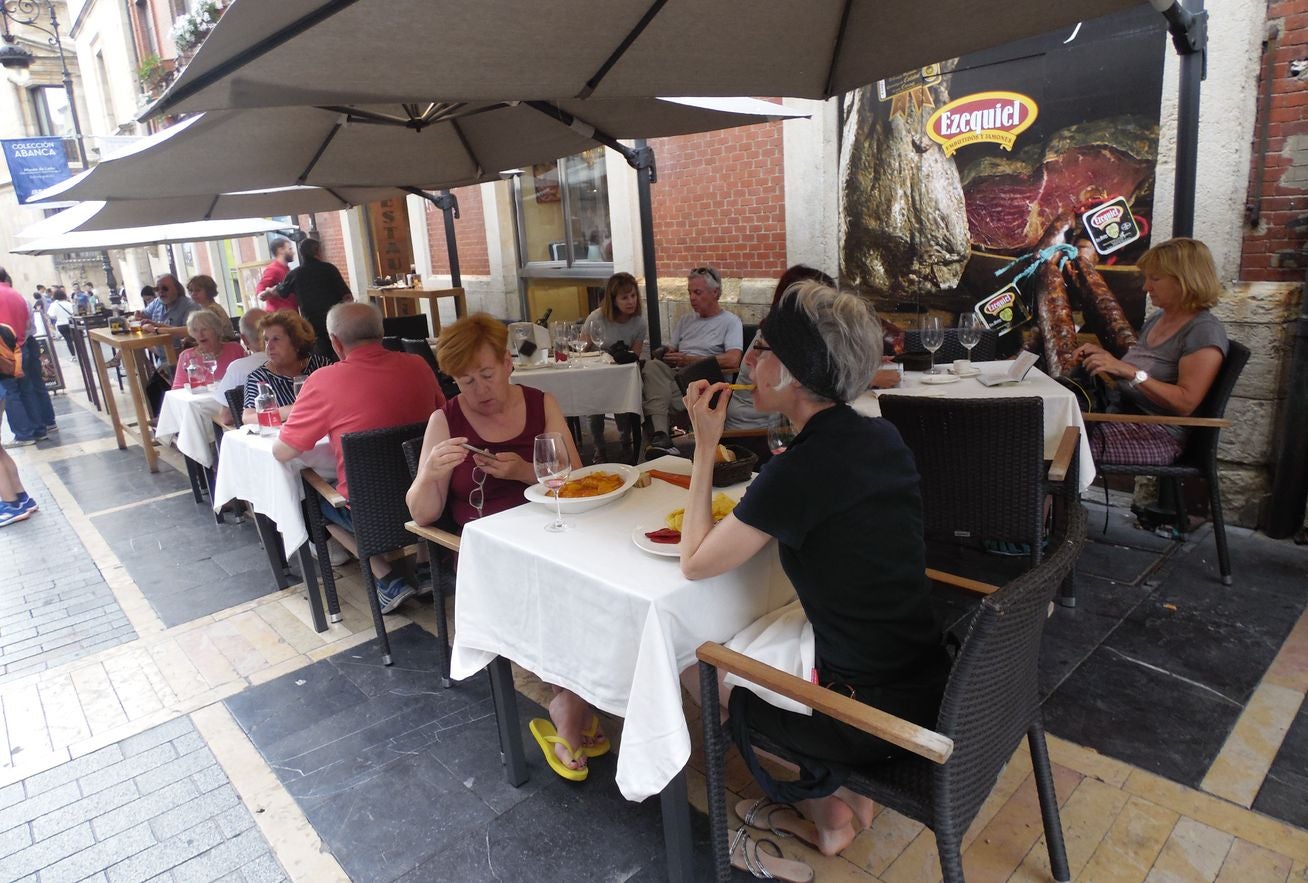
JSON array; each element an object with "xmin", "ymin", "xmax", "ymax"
[{"xmin": 644, "ymin": 528, "xmax": 682, "ymax": 544}]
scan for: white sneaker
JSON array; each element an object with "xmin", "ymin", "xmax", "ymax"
[{"xmin": 310, "ymin": 537, "xmax": 352, "ymax": 566}]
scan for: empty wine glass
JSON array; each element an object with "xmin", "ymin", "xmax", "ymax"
[
  {"xmin": 292, "ymin": 374, "xmax": 309, "ymax": 399},
  {"xmin": 767, "ymin": 414, "xmax": 797, "ymax": 455},
  {"xmin": 921, "ymin": 316, "xmax": 944, "ymax": 375},
  {"xmin": 510, "ymin": 324, "xmax": 531, "ymax": 363},
  {"xmin": 590, "ymin": 325, "xmax": 606, "ymax": 352},
  {"xmin": 957, "ymin": 314, "xmax": 981, "ymax": 368},
  {"xmin": 533, "ymin": 432, "xmax": 572, "ymax": 531},
  {"xmin": 201, "ymin": 355, "xmax": 219, "ymax": 388}
]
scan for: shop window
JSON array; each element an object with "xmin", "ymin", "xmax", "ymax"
[
  {"xmin": 30, "ymin": 85, "xmax": 75, "ymax": 138},
  {"xmin": 517, "ymin": 146, "xmax": 612, "ymax": 267}
]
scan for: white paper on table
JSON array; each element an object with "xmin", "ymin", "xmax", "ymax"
[{"xmin": 976, "ymin": 350, "xmax": 1038, "ymax": 386}]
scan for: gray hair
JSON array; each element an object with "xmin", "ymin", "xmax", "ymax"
[
  {"xmin": 770, "ymin": 281, "xmax": 883, "ymax": 403},
  {"xmin": 186, "ymin": 308, "xmax": 229, "ymax": 340},
  {"xmin": 687, "ymin": 265, "xmax": 722, "ymax": 293},
  {"xmin": 239, "ymin": 308, "xmax": 267, "ymax": 345},
  {"xmin": 326, "ymin": 302, "xmax": 383, "ymax": 347}
]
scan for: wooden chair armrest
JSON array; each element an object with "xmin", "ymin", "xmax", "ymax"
[
  {"xmin": 695, "ymin": 643, "xmax": 954, "ymax": 764},
  {"xmin": 405, "ymin": 520, "xmax": 461, "ymax": 552},
  {"xmin": 720, "ymin": 428, "xmax": 767, "ymax": 440},
  {"xmin": 1082, "ymin": 412, "xmax": 1230, "ymax": 428},
  {"xmin": 301, "ymin": 469, "xmax": 346, "ymax": 508},
  {"xmin": 1047, "ymin": 426, "xmax": 1079, "ymax": 484},
  {"xmin": 926, "ymin": 568, "xmax": 999, "ymax": 596}
]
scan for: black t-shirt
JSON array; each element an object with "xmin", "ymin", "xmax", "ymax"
[
  {"xmin": 733, "ymin": 404, "xmax": 945, "ymax": 690},
  {"xmin": 281, "ymin": 259, "xmax": 351, "ymax": 339}
]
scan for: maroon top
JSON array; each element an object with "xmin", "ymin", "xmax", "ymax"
[{"xmin": 444, "ymin": 384, "xmax": 547, "ymax": 526}]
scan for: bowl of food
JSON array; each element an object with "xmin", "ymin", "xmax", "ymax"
[
  {"xmin": 711, "ymin": 444, "xmax": 757, "ymax": 487},
  {"xmin": 523, "ymin": 463, "xmax": 640, "ymax": 513}
]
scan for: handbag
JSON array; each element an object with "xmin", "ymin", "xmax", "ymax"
[
  {"xmin": 604, "ymin": 340, "xmax": 639, "ymax": 365},
  {"xmin": 1057, "ymin": 365, "xmax": 1112, "ymax": 413}
]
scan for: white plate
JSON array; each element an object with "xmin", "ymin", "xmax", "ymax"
[
  {"xmin": 523, "ymin": 463, "xmax": 639, "ymax": 513},
  {"xmin": 631, "ymin": 525, "xmax": 681, "ymax": 557},
  {"xmin": 920, "ymin": 373, "xmax": 961, "ymax": 385},
  {"xmin": 949, "ymin": 367, "xmax": 981, "ymax": 378}
]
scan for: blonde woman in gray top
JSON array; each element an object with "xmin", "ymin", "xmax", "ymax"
[{"xmin": 581, "ymin": 273, "xmax": 647, "ymax": 462}]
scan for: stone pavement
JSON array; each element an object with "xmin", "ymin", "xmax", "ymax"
[{"xmin": 0, "ymin": 342, "xmax": 1306, "ymax": 882}]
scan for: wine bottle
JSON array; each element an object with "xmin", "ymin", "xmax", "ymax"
[{"xmin": 535, "ymin": 307, "xmax": 553, "ymax": 328}]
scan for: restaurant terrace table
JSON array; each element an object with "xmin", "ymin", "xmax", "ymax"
[
  {"xmin": 509, "ymin": 358, "xmax": 643, "ymax": 417},
  {"xmin": 855, "ymin": 363, "xmax": 1096, "ymax": 490},
  {"xmin": 155, "ymin": 387, "xmax": 222, "ymax": 468},
  {"xmin": 450, "ymin": 455, "xmax": 793, "ymax": 880},
  {"xmin": 87, "ymin": 328, "xmax": 177, "ymax": 473},
  {"xmin": 211, "ymin": 427, "xmax": 336, "ymax": 631},
  {"xmin": 366, "ymin": 286, "xmax": 467, "ymax": 334}
]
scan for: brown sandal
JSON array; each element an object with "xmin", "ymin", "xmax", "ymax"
[{"xmin": 729, "ymin": 825, "xmax": 814, "ymax": 882}]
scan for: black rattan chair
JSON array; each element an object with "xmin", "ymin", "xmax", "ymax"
[
  {"xmin": 383, "ymin": 314, "xmax": 430, "ymax": 340},
  {"xmin": 316, "ymin": 422, "xmax": 430, "ymax": 665},
  {"xmin": 401, "ymin": 437, "xmax": 460, "ymax": 686},
  {"xmin": 904, "ymin": 328, "xmax": 998, "ymax": 363},
  {"xmin": 1085, "ymin": 340, "xmax": 1249, "ymax": 585},
  {"xmin": 696, "ymin": 502, "xmax": 1086, "ymax": 883}
]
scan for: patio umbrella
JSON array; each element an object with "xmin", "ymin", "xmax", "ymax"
[
  {"xmin": 150, "ymin": 0, "xmax": 1145, "ymax": 116},
  {"xmin": 10, "ymin": 215, "xmax": 296, "ymax": 255},
  {"xmin": 36, "ymin": 97, "xmax": 803, "ymax": 342}
]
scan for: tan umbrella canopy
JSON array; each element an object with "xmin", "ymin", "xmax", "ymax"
[
  {"xmin": 11, "ymin": 215, "xmax": 296, "ymax": 255},
  {"xmin": 151, "ymin": 0, "xmax": 1145, "ymax": 117}
]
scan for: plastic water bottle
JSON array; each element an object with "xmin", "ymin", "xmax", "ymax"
[{"xmin": 254, "ymin": 382, "xmax": 281, "ymax": 436}]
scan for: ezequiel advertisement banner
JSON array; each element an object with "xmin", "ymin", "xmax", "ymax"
[{"xmin": 840, "ymin": 6, "xmax": 1166, "ymax": 365}]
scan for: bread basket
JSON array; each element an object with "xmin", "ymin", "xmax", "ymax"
[{"xmin": 712, "ymin": 445, "xmax": 757, "ymax": 487}]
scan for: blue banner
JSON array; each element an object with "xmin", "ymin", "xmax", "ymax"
[{"xmin": 1, "ymin": 137, "xmax": 72, "ymax": 205}]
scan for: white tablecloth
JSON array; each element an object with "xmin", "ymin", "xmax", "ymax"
[
  {"xmin": 510, "ymin": 361, "xmax": 642, "ymax": 417},
  {"xmin": 450, "ymin": 456, "xmax": 795, "ymax": 802},
  {"xmin": 853, "ymin": 364, "xmax": 1096, "ymax": 490},
  {"xmin": 155, "ymin": 388, "xmax": 222, "ymax": 467},
  {"xmin": 211, "ymin": 428, "xmax": 335, "ymax": 555}
]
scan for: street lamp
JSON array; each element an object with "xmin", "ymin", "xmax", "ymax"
[{"xmin": 2, "ymin": 0, "xmax": 119, "ymax": 291}]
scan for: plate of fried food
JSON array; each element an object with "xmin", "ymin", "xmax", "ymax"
[
  {"xmin": 523, "ymin": 463, "xmax": 640, "ymax": 513},
  {"xmin": 631, "ymin": 492, "xmax": 739, "ymax": 557}
]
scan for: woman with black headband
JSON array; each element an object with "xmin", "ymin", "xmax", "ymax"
[{"xmin": 680, "ymin": 281, "xmax": 950, "ymax": 873}]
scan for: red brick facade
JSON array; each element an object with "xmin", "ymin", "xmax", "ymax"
[
  {"xmin": 426, "ymin": 185, "xmax": 491, "ymax": 276},
  {"xmin": 1241, "ymin": 0, "xmax": 1308, "ymax": 281},
  {"xmin": 307, "ymin": 211, "xmax": 349, "ymax": 271},
  {"xmin": 647, "ymin": 120, "xmax": 788, "ymax": 280}
]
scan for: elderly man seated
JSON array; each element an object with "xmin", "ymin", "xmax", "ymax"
[
  {"xmin": 642, "ymin": 265, "xmax": 743, "ymax": 456},
  {"xmin": 273, "ymin": 303, "xmax": 446, "ymax": 612},
  {"xmin": 212, "ymin": 308, "xmax": 267, "ymax": 426}
]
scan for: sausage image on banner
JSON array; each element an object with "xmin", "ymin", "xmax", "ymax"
[
  {"xmin": 1065, "ymin": 256, "xmax": 1137, "ymax": 357},
  {"xmin": 1035, "ymin": 259, "xmax": 1079, "ymax": 378}
]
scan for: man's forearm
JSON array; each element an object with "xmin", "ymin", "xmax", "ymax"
[{"xmin": 272, "ymin": 439, "xmax": 301, "ymax": 462}]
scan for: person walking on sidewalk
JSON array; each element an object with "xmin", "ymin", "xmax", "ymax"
[
  {"xmin": 0, "ymin": 318, "xmax": 39, "ymax": 527},
  {"xmin": 49, "ymin": 290, "xmax": 77, "ymax": 361},
  {"xmin": 0, "ymin": 269, "xmax": 46, "ymax": 446},
  {"xmin": 18, "ymin": 290, "xmax": 57, "ymax": 437}
]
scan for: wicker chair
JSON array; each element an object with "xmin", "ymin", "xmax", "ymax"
[
  {"xmin": 696, "ymin": 501, "xmax": 1086, "ymax": 883},
  {"xmin": 1084, "ymin": 340, "xmax": 1249, "ymax": 585},
  {"xmin": 904, "ymin": 327, "xmax": 998, "ymax": 363},
  {"xmin": 305, "ymin": 422, "xmax": 428, "ymax": 665},
  {"xmin": 401, "ymin": 437, "xmax": 461, "ymax": 687}
]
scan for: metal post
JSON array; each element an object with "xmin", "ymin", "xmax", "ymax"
[
  {"xmin": 633, "ymin": 139, "xmax": 662, "ymax": 347},
  {"xmin": 1265, "ymin": 217, "xmax": 1308, "ymax": 538},
  {"xmin": 433, "ymin": 190, "xmax": 462, "ymax": 289},
  {"xmin": 1162, "ymin": 0, "xmax": 1207, "ymax": 237}
]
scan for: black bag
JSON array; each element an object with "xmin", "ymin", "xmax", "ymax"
[
  {"xmin": 604, "ymin": 340, "xmax": 639, "ymax": 365},
  {"xmin": 1057, "ymin": 365, "xmax": 1112, "ymax": 413}
]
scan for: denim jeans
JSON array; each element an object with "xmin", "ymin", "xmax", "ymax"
[
  {"xmin": 0, "ymin": 376, "xmax": 40, "ymax": 441},
  {"xmin": 18, "ymin": 337, "xmax": 55, "ymax": 431}
]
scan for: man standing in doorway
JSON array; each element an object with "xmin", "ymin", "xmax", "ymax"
[
  {"xmin": 256, "ymin": 237, "xmax": 298, "ymax": 313},
  {"xmin": 279, "ymin": 238, "xmax": 352, "ymax": 360}
]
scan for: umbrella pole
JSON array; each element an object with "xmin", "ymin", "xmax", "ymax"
[
  {"xmin": 433, "ymin": 190, "xmax": 462, "ymax": 289},
  {"xmin": 1155, "ymin": 0, "xmax": 1207, "ymax": 237},
  {"xmin": 632, "ymin": 139, "xmax": 662, "ymax": 348}
]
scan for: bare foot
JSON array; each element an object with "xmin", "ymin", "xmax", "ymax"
[
  {"xmin": 835, "ymin": 787, "xmax": 876, "ymax": 831},
  {"xmin": 548, "ymin": 690, "xmax": 590, "ymax": 772},
  {"xmin": 796, "ymin": 795, "xmax": 860, "ymax": 857},
  {"xmin": 581, "ymin": 715, "xmax": 608, "ymax": 752}
]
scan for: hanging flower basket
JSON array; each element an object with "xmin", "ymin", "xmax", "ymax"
[{"xmin": 171, "ymin": 0, "xmax": 224, "ymax": 57}]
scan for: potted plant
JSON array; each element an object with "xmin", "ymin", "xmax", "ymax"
[{"xmin": 171, "ymin": 0, "xmax": 223, "ymax": 59}]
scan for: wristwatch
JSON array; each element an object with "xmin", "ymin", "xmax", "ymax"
[{"xmin": 1127, "ymin": 369, "xmax": 1149, "ymax": 389}]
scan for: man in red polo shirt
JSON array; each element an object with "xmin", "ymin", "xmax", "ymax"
[
  {"xmin": 274, "ymin": 302, "xmax": 444, "ymax": 613},
  {"xmin": 256, "ymin": 237, "xmax": 298, "ymax": 312}
]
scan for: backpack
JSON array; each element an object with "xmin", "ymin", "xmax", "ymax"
[{"xmin": 0, "ymin": 323, "xmax": 22, "ymax": 379}]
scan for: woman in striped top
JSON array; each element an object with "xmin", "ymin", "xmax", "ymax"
[{"xmin": 242, "ymin": 311, "xmax": 331, "ymax": 424}]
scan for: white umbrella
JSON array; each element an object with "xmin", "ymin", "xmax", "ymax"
[
  {"xmin": 11, "ymin": 216, "xmax": 296, "ymax": 255},
  {"xmin": 151, "ymin": 0, "xmax": 1145, "ymax": 116}
]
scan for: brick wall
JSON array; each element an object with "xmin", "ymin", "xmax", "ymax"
[
  {"xmin": 426, "ymin": 185, "xmax": 491, "ymax": 276},
  {"xmin": 1240, "ymin": 1, "xmax": 1308, "ymax": 281},
  {"xmin": 647, "ymin": 118, "xmax": 787, "ymax": 280},
  {"xmin": 308, "ymin": 211, "xmax": 349, "ymax": 270}
]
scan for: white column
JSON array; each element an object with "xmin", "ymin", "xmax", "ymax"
[
  {"xmin": 407, "ymin": 192, "xmax": 433, "ymax": 277},
  {"xmin": 783, "ymin": 97, "xmax": 840, "ymax": 277},
  {"xmin": 339, "ymin": 206, "xmax": 373, "ymax": 296},
  {"xmin": 482, "ymin": 180, "xmax": 521, "ymax": 320},
  {"xmin": 606, "ymin": 145, "xmax": 642, "ymax": 278}
]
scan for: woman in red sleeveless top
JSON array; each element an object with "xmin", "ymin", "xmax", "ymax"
[{"xmin": 407, "ymin": 315, "xmax": 608, "ymax": 778}]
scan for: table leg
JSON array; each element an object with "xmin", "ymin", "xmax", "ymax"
[
  {"xmin": 295, "ymin": 542, "xmax": 329, "ymax": 633},
  {"xmin": 184, "ymin": 456, "xmax": 206, "ymax": 504},
  {"xmin": 88, "ymin": 340, "xmax": 125, "ymax": 450},
  {"xmin": 488, "ymin": 656, "xmax": 528, "ymax": 787},
  {"xmin": 453, "ymin": 290, "xmax": 467, "ymax": 319},
  {"xmin": 121, "ymin": 349, "xmax": 159, "ymax": 473},
  {"xmin": 425, "ymin": 296, "xmax": 441, "ymax": 337},
  {"xmin": 253, "ymin": 513, "xmax": 291, "ymax": 591},
  {"xmin": 75, "ymin": 330, "xmax": 100, "ymax": 410},
  {"xmin": 660, "ymin": 769, "xmax": 696, "ymax": 882}
]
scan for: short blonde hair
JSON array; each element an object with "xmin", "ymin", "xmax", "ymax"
[
  {"xmin": 186, "ymin": 308, "xmax": 228, "ymax": 340},
  {"xmin": 259, "ymin": 310, "xmax": 317, "ymax": 358},
  {"xmin": 1137, "ymin": 238, "xmax": 1223, "ymax": 311},
  {"xmin": 186, "ymin": 275, "xmax": 218, "ymax": 303},
  {"xmin": 436, "ymin": 313, "xmax": 507, "ymax": 377}
]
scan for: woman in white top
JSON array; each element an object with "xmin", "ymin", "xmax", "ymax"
[
  {"xmin": 47, "ymin": 291, "xmax": 78, "ymax": 361},
  {"xmin": 580, "ymin": 273, "xmax": 647, "ymax": 462}
]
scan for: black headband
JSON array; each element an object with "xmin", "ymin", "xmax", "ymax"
[{"xmin": 759, "ymin": 296, "xmax": 844, "ymax": 402}]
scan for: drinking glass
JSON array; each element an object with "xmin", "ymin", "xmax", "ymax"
[
  {"xmin": 292, "ymin": 374, "xmax": 308, "ymax": 399},
  {"xmin": 957, "ymin": 314, "xmax": 981, "ymax": 366},
  {"xmin": 767, "ymin": 414, "xmax": 797, "ymax": 455},
  {"xmin": 569, "ymin": 322, "xmax": 587, "ymax": 366},
  {"xmin": 533, "ymin": 432, "xmax": 572, "ymax": 531},
  {"xmin": 920, "ymin": 316, "xmax": 944, "ymax": 374},
  {"xmin": 202, "ymin": 356, "xmax": 219, "ymax": 388},
  {"xmin": 590, "ymin": 325, "xmax": 606, "ymax": 352},
  {"xmin": 510, "ymin": 324, "xmax": 530, "ymax": 362},
  {"xmin": 550, "ymin": 321, "xmax": 571, "ymax": 363}
]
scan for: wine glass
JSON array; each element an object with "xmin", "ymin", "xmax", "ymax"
[
  {"xmin": 957, "ymin": 314, "xmax": 981, "ymax": 369},
  {"xmin": 920, "ymin": 316, "xmax": 944, "ymax": 375},
  {"xmin": 569, "ymin": 322, "xmax": 588, "ymax": 366},
  {"xmin": 533, "ymin": 432, "xmax": 573, "ymax": 532},
  {"xmin": 202, "ymin": 355, "xmax": 219, "ymax": 388},
  {"xmin": 510, "ymin": 324, "xmax": 530, "ymax": 363},
  {"xmin": 766, "ymin": 414, "xmax": 797, "ymax": 455},
  {"xmin": 590, "ymin": 325, "xmax": 606, "ymax": 353}
]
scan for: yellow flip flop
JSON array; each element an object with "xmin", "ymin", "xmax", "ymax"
[
  {"xmin": 581, "ymin": 714, "xmax": 610, "ymax": 758},
  {"xmin": 528, "ymin": 718, "xmax": 588, "ymax": 782}
]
